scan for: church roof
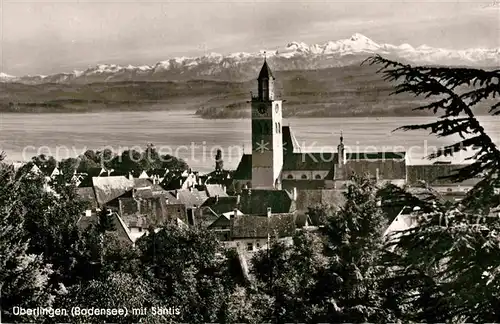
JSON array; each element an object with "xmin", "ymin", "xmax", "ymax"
[
  {"xmin": 233, "ymin": 154, "xmax": 253, "ymax": 180},
  {"xmin": 258, "ymin": 60, "xmax": 274, "ymax": 79},
  {"xmin": 282, "ymin": 153, "xmax": 337, "ymax": 171},
  {"xmin": 282, "ymin": 126, "xmax": 301, "ymax": 154}
]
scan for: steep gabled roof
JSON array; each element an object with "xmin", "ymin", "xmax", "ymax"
[
  {"xmin": 76, "ymin": 187, "xmax": 98, "ymax": 209},
  {"xmin": 282, "ymin": 126, "xmax": 301, "ymax": 154},
  {"xmin": 233, "ymin": 154, "xmax": 252, "ymax": 180},
  {"xmin": 92, "ymin": 176, "xmax": 135, "ymax": 206},
  {"xmin": 258, "ymin": 60, "xmax": 274, "ymax": 79}
]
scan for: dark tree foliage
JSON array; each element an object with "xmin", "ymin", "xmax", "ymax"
[
  {"xmin": 365, "ymin": 55, "xmax": 500, "ymax": 214},
  {"xmin": 367, "ymin": 56, "xmax": 500, "ymax": 322},
  {"xmin": 13, "ymin": 163, "xmax": 87, "ymax": 287},
  {"xmin": 0, "ymin": 163, "xmax": 54, "ymax": 323},
  {"xmin": 136, "ymin": 224, "xmax": 231, "ymax": 323},
  {"xmin": 31, "ymin": 154, "xmax": 57, "ymax": 174}
]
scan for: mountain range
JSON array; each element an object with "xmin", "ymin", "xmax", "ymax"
[
  {"xmin": 1, "ymin": 34, "xmax": 497, "ymax": 118},
  {"xmin": 1, "ymin": 33, "xmax": 499, "ymax": 84}
]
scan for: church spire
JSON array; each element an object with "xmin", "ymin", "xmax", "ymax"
[{"xmin": 256, "ymin": 57, "xmax": 275, "ymax": 101}]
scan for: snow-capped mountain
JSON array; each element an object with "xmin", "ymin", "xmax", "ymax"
[{"xmin": 2, "ymin": 34, "xmax": 499, "ymax": 84}]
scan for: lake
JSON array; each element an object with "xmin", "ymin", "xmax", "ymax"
[{"xmin": 1, "ymin": 111, "xmax": 499, "ymax": 174}]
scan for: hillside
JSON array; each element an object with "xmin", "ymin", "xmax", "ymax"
[{"xmin": 1, "ymin": 64, "xmax": 492, "ymax": 117}]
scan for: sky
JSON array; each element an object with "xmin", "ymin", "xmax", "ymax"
[{"xmin": 1, "ymin": 0, "xmax": 499, "ymax": 76}]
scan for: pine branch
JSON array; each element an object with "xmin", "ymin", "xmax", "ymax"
[{"xmin": 365, "ymin": 56, "xmax": 500, "ymax": 208}]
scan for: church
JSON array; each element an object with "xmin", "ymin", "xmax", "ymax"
[{"xmin": 232, "ymin": 59, "xmax": 408, "ymax": 194}]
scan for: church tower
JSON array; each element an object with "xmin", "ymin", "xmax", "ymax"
[{"xmin": 251, "ymin": 58, "xmax": 283, "ymax": 189}]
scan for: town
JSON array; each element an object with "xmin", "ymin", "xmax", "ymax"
[{"xmin": 9, "ymin": 60, "xmax": 489, "ymax": 281}]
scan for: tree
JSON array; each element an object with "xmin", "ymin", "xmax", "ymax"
[
  {"xmin": 136, "ymin": 225, "xmax": 231, "ymax": 323},
  {"xmin": 250, "ymin": 231, "xmax": 329, "ymax": 323},
  {"xmin": 315, "ymin": 174, "xmax": 390, "ymax": 322},
  {"xmin": 365, "ymin": 55, "xmax": 500, "ymax": 213},
  {"xmin": 55, "ymin": 272, "xmax": 169, "ymax": 324},
  {"xmin": 13, "ymin": 163, "xmax": 87, "ymax": 286},
  {"xmin": 31, "ymin": 154, "xmax": 57, "ymax": 175},
  {"xmin": 0, "ymin": 164, "xmax": 54, "ymax": 323},
  {"xmin": 365, "ymin": 56, "xmax": 500, "ymax": 322}
]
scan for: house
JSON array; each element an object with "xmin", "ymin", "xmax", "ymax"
[
  {"xmin": 238, "ymin": 188, "xmax": 296, "ymax": 215},
  {"xmin": 76, "ymin": 187, "xmax": 99, "ymax": 216},
  {"xmin": 160, "ymin": 170, "xmax": 198, "ymax": 190},
  {"xmin": 147, "ymin": 168, "xmax": 170, "ymax": 183},
  {"xmin": 76, "ymin": 211, "xmax": 134, "ymax": 246},
  {"xmin": 227, "ymin": 210, "xmax": 296, "ymax": 253},
  {"xmin": 165, "ymin": 188, "xmax": 209, "ymax": 226},
  {"xmin": 407, "ymin": 164, "xmax": 482, "ymax": 197},
  {"xmin": 383, "ymin": 206, "xmax": 420, "ymax": 247},
  {"xmin": 208, "ymin": 208, "xmax": 244, "ymax": 241},
  {"xmin": 204, "ymin": 184, "xmax": 228, "ymax": 198},
  {"xmin": 198, "ymin": 195, "xmax": 241, "ymax": 228}
]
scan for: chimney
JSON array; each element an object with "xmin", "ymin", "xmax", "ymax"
[
  {"xmin": 231, "ymin": 208, "xmax": 237, "ymax": 219},
  {"xmin": 179, "ymin": 179, "xmax": 183, "ymax": 187},
  {"xmin": 376, "ymin": 168, "xmax": 380, "ymax": 182},
  {"xmin": 236, "ymin": 194, "xmax": 241, "ymax": 206},
  {"xmin": 292, "ymin": 187, "xmax": 297, "ymax": 201},
  {"xmin": 247, "ymin": 188, "xmax": 252, "ymax": 196},
  {"xmin": 189, "ymin": 187, "xmax": 193, "ymax": 192},
  {"xmin": 215, "ymin": 195, "xmax": 219, "ymax": 203},
  {"xmin": 267, "ymin": 207, "xmax": 272, "ymax": 217},
  {"xmin": 175, "ymin": 190, "xmax": 179, "ymax": 200},
  {"xmin": 222, "ymin": 185, "xmax": 226, "ymax": 193}
]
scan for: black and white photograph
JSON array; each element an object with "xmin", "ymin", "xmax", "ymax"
[{"xmin": 1, "ymin": 0, "xmax": 499, "ymax": 322}]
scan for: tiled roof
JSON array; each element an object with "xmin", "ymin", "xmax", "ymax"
[
  {"xmin": 295, "ymin": 189, "xmax": 345, "ymax": 212},
  {"xmin": 76, "ymin": 187, "xmax": 98, "ymax": 209},
  {"xmin": 169, "ymin": 189, "xmax": 208, "ymax": 209},
  {"xmin": 342, "ymin": 159, "xmax": 407, "ymax": 180},
  {"xmin": 205, "ymin": 184, "xmax": 228, "ymax": 198},
  {"xmin": 134, "ymin": 178, "xmax": 153, "ymax": 188},
  {"xmin": 92, "ymin": 176, "xmax": 135, "ymax": 206},
  {"xmin": 201, "ymin": 196, "xmax": 238, "ymax": 215},
  {"xmin": 230, "ymin": 214, "xmax": 296, "ymax": 239},
  {"xmin": 76, "ymin": 212, "xmax": 133, "ymax": 244},
  {"xmin": 239, "ymin": 189, "xmax": 295, "ymax": 215},
  {"xmin": 407, "ymin": 164, "xmax": 479, "ymax": 185}
]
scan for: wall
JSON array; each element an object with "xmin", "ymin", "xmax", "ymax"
[{"xmin": 281, "ymin": 170, "xmax": 330, "ymax": 181}]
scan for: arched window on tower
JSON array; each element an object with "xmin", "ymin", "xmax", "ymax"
[
  {"xmin": 278, "ymin": 122, "xmax": 281, "ymax": 133},
  {"xmin": 301, "ymin": 174, "xmax": 307, "ymax": 180},
  {"xmin": 287, "ymin": 174, "xmax": 294, "ymax": 179},
  {"xmin": 315, "ymin": 174, "xmax": 322, "ymax": 180}
]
